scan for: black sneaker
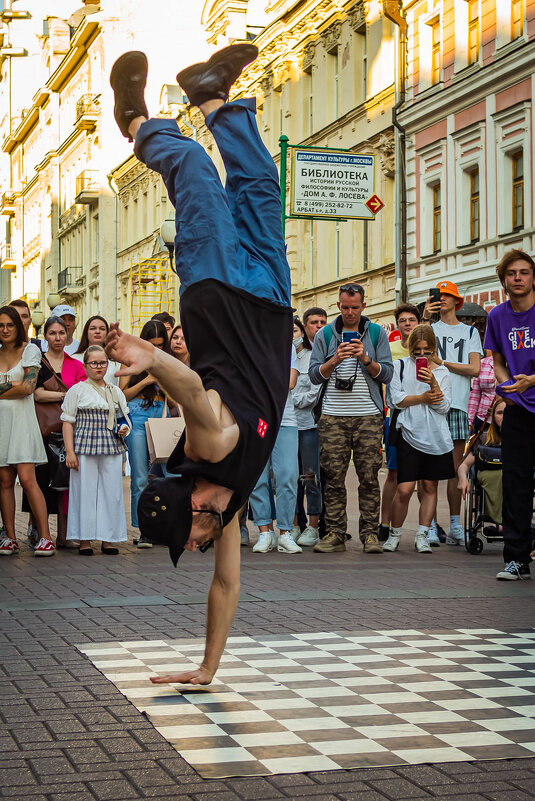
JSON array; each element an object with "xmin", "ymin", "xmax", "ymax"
[
  {"xmin": 496, "ymin": 561, "xmax": 531, "ymax": 581},
  {"xmin": 110, "ymin": 51, "xmax": 149, "ymax": 141},
  {"xmin": 176, "ymin": 43, "xmax": 258, "ymax": 108},
  {"xmin": 378, "ymin": 524, "xmax": 390, "ymax": 543},
  {"xmin": 436, "ymin": 523, "xmax": 447, "ymax": 543}
]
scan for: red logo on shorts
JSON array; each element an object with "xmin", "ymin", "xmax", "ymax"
[{"xmin": 257, "ymin": 419, "xmax": 268, "ymax": 438}]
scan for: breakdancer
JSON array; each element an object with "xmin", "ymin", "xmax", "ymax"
[{"xmin": 108, "ymin": 46, "xmax": 293, "ymax": 685}]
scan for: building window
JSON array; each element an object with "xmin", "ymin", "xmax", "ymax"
[
  {"xmin": 433, "ymin": 184, "xmax": 441, "ymax": 252},
  {"xmin": 468, "ymin": 0, "xmax": 479, "ymax": 64},
  {"xmin": 512, "ymin": 151, "xmax": 524, "ymax": 230},
  {"xmin": 511, "ymin": 0, "xmax": 523, "ymax": 39},
  {"xmin": 431, "ymin": 20, "xmax": 441, "ymax": 84},
  {"xmin": 470, "ymin": 169, "xmax": 479, "ymax": 242},
  {"xmin": 358, "ymin": 26, "xmax": 367, "ymax": 101}
]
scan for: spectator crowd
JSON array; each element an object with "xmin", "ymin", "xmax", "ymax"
[{"xmin": 0, "ymin": 248, "xmax": 533, "ymax": 582}]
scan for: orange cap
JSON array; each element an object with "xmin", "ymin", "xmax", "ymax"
[{"xmin": 436, "ymin": 280, "xmax": 464, "ymax": 310}]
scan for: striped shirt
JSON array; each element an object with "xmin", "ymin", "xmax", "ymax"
[{"xmin": 322, "ymin": 356, "xmax": 380, "ymax": 416}]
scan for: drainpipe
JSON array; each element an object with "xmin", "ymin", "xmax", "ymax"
[
  {"xmin": 107, "ymin": 176, "xmax": 119, "ymax": 321},
  {"xmin": 383, "ymin": 0, "xmax": 407, "ymax": 304}
]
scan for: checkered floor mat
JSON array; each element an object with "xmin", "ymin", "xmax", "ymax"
[{"xmin": 78, "ymin": 629, "xmax": 535, "ymax": 778}]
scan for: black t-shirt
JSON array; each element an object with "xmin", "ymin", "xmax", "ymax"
[{"xmin": 167, "ymin": 279, "xmax": 293, "ymax": 525}]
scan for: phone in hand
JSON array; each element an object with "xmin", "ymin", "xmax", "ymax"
[
  {"xmin": 429, "ymin": 287, "xmax": 441, "ymax": 304},
  {"xmin": 342, "ymin": 332, "xmax": 361, "ymax": 343},
  {"xmin": 415, "ymin": 356, "xmax": 428, "ymax": 381}
]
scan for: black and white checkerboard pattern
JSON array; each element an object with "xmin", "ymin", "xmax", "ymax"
[{"xmin": 78, "ymin": 629, "xmax": 535, "ymax": 778}]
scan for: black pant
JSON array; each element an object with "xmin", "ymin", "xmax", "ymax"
[{"xmin": 501, "ymin": 403, "xmax": 535, "ymax": 564}]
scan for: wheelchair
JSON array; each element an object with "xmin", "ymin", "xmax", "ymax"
[{"xmin": 463, "ymin": 466, "xmax": 503, "ymax": 554}]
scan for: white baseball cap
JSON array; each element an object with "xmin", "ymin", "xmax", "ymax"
[{"xmin": 51, "ymin": 304, "xmax": 76, "ymax": 318}]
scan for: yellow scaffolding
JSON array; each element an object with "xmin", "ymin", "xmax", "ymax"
[{"xmin": 129, "ymin": 255, "xmax": 171, "ymax": 335}]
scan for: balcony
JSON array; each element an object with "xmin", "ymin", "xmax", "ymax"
[
  {"xmin": 74, "ymin": 94, "xmax": 99, "ymax": 131},
  {"xmin": 0, "ymin": 243, "xmax": 16, "ymax": 270},
  {"xmin": 0, "ymin": 189, "xmax": 17, "ymax": 216},
  {"xmin": 58, "ymin": 266, "xmax": 84, "ymax": 293},
  {"xmin": 75, "ymin": 170, "xmax": 99, "ymax": 205}
]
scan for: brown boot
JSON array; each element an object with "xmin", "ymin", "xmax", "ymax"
[
  {"xmin": 313, "ymin": 532, "xmax": 346, "ymax": 553},
  {"xmin": 363, "ymin": 533, "xmax": 383, "ymax": 553}
]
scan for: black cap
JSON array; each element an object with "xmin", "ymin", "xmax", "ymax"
[{"xmin": 137, "ymin": 476, "xmax": 195, "ymax": 566}]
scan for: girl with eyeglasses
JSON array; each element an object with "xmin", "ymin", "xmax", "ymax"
[
  {"xmin": 61, "ymin": 345, "xmax": 131, "ymax": 555},
  {"xmin": 73, "ymin": 315, "xmax": 120, "ymax": 385},
  {"xmin": 385, "ymin": 324, "xmax": 455, "ymax": 554}
]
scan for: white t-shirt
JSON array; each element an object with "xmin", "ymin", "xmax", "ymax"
[
  {"xmin": 432, "ymin": 320, "xmax": 482, "ymax": 412},
  {"xmin": 280, "ymin": 345, "xmax": 298, "ymax": 427},
  {"xmin": 389, "ymin": 357, "xmax": 453, "ymax": 455}
]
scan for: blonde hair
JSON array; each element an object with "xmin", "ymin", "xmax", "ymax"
[
  {"xmin": 408, "ymin": 324, "xmax": 437, "ymax": 355},
  {"xmin": 83, "ymin": 344, "xmax": 107, "ymax": 364}
]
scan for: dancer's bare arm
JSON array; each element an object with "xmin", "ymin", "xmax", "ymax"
[
  {"xmin": 150, "ymin": 515, "xmax": 241, "ymax": 685},
  {"xmin": 106, "ymin": 324, "xmax": 238, "ymax": 461}
]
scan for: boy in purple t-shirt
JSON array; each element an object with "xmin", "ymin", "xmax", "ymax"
[{"xmin": 484, "ymin": 249, "xmax": 535, "ymax": 581}]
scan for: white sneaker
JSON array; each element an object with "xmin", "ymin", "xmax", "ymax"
[
  {"xmin": 426, "ymin": 528, "xmax": 440, "ymax": 547},
  {"xmin": 446, "ymin": 524, "xmax": 464, "ymax": 545},
  {"xmin": 252, "ymin": 532, "xmax": 275, "ymax": 553},
  {"xmin": 277, "ymin": 532, "xmax": 302, "ymax": 553},
  {"xmin": 297, "ymin": 525, "xmax": 319, "ymax": 546},
  {"xmin": 289, "ymin": 524, "xmax": 302, "ymax": 542},
  {"xmin": 383, "ymin": 533, "xmax": 401, "ymax": 552},
  {"xmin": 415, "ymin": 532, "xmax": 432, "ymax": 553}
]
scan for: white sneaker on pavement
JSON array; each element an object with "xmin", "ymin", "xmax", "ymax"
[
  {"xmin": 426, "ymin": 528, "xmax": 441, "ymax": 547},
  {"xmin": 277, "ymin": 532, "xmax": 302, "ymax": 553},
  {"xmin": 415, "ymin": 532, "xmax": 432, "ymax": 553},
  {"xmin": 446, "ymin": 524, "xmax": 464, "ymax": 545},
  {"xmin": 252, "ymin": 531, "xmax": 275, "ymax": 553},
  {"xmin": 297, "ymin": 525, "xmax": 319, "ymax": 546},
  {"xmin": 289, "ymin": 525, "xmax": 302, "ymax": 542},
  {"xmin": 383, "ymin": 533, "xmax": 401, "ymax": 552}
]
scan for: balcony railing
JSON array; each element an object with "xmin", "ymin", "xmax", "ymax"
[
  {"xmin": 57, "ymin": 266, "xmax": 83, "ymax": 291},
  {"xmin": 75, "ymin": 170, "xmax": 99, "ymax": 205},
  {"xmin": 0, "ymin": 243, "xmax": 16, "ymax": 269},
  {"xmin": 75, "ymin": 94, "xmax": 99, "ymax": 130}
]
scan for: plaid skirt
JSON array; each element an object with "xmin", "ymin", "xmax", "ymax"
[
  {"xmin": 74, "ymin": 409, "xmax": 127, "ymax": 456},
  {"xmin": 446, "ymin": 408, "xmax": 470, "ymax": 442}
]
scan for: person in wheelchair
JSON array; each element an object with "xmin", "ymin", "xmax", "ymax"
[{"xmin": 457, "ymin": 397, "xmax": 505, "ymax": 535}]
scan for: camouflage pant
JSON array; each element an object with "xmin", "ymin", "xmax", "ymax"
[{"xmin": 317, "ymin": 413, "xmax": 383, "ymax": 541}]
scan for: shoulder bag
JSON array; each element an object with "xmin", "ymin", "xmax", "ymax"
[
  {"xmin": 35, "ymin": 357, "xmax": 68, "ymax": 439},
  {"xmin": 145, "ymin": 398, "xmax": 186, "ymax": 464}
]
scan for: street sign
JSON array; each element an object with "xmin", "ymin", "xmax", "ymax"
[
  {"xmin": 290, "ymin": 147, "xmax": 376, "ymax": 220},
  {"xmin": 365, "ymin": 194, "xmax": 384, "ymax": 214}
]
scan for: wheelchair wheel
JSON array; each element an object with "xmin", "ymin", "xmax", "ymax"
[{"xmin": 467, "ymin": 536, "xmax": 483, "ymax": 554}]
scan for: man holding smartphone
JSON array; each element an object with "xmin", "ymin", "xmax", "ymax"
[
  {"xmin": 309, "ymin": 284, "xmax": 393, "ymax": 553},
  {"xmin": 484, "ymin": 249, "xmax": 535, "ymax": 580},
  {"xmin": 422, "ymin": 280, "xmax": 482, "ymax": 545}
]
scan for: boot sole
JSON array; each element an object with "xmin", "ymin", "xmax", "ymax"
[{"xmin": 177, "ymin": 44, "xmax": 258, "ymax": 102}]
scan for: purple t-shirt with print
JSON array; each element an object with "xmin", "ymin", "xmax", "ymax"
[{"xmin": 484, "ymin": 300, "xmax": 535, "ymax": 413}]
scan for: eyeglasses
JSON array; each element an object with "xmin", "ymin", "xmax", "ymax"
[
  {"xmin": 86, "ymin": 361, "xmax": 108, "ymax": 369},
  {"xmin": 340, "ymin": 283, "xmax": 365, "ymax": 296}
]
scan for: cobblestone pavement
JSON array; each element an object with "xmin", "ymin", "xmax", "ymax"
[{"xmin": 1, "ymin": 475, "xmax": 534, "ymax": 801}]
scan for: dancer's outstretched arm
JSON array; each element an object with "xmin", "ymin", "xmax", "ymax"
[{"xmin": 107, "ymin": 324, "xmax": 238, "ymax": 462}]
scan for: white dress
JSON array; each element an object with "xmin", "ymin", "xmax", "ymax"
[{"xmin": 0, "ymin": 343, "xmax": 47, "ymax": 467}]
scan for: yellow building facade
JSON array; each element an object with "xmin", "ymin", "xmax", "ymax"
[{"xmin": 1, "ymin": 0, "xmax": 397, "ymax": 327}]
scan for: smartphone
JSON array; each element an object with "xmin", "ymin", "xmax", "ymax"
[
  {"xmin": 415, "ymin": 357, "xmax": 428, "ymax": 381},
  {"xmin": 429, "ymin": 287, "xmax": 441, "ymax": 304},
  {"xmin": 342, "ymin": 332, "xmax": 360, "ymax": 343}
]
